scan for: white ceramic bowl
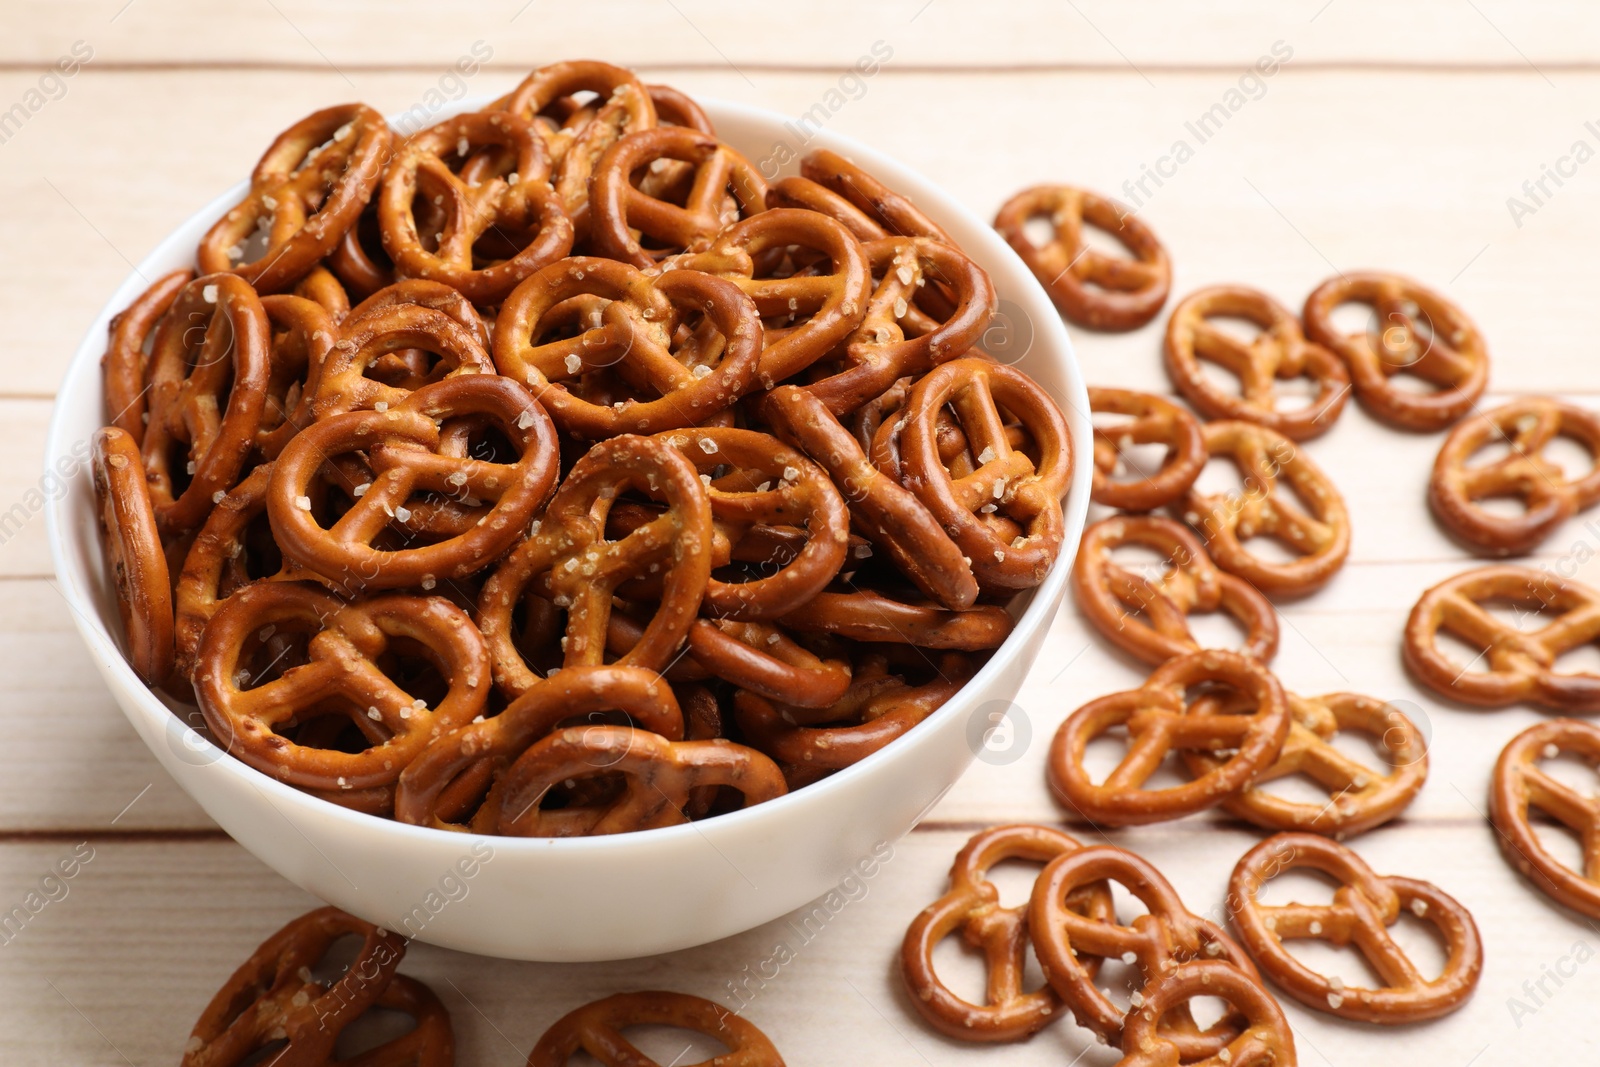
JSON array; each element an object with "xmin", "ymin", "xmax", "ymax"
[{"xmin": 45, "ymin": 97, "xmax": 1090, "ymax": 961}]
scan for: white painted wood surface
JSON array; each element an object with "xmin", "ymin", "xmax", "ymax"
[{"xmin": 4, "ymin": 3, "xmax": 1600, "ymax": 1063}]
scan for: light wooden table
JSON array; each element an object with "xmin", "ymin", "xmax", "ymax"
[{"xmin": 4, "ymin": 2, "xmax": 1600, "ymax": 1062}]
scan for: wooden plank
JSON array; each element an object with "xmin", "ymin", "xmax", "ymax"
[
  {"xmin": 3, "ymin": 0, "xmax": 1599, "ymax": 68},
  {"xmin": 0, "ymin": 828, "xmax": 1592, "ymax": 1065}
]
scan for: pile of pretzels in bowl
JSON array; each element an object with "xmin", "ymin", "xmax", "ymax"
[{"xmin": 87, "ymin": 60, "xmax": 1074, "ymax": 838}]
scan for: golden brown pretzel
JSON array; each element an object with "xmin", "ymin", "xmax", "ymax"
[
  {"xmin": 1490, "ymin": 718, "xmax": 1600, "ymax": 918},
  {"xmin": 799, "ymin": 148, "xmax": 954, "ymax": 244},
  {"xmin": 173, "ymin": 463, "xmax": 280, "ymax": 678},
  {"xmin": 1184, "ymin": 691, "xmax": 1428, "ymax": 836},
  {"xmin": 101, "ymin": 268, "xmax": 191, "ymax": 441},
  {"xmin": 1088, "ymin": 387, "xmax": 1206, "ymax": 511},
  {"xmin": 1228, "ymin": 833, "xmax": 1483, "ymax": 1023},
  {"xmin": 526, "ymin": 990, "xmax": 784, "ymax": 1067},
  {"xmin": 92, "ymin": 427, "xmax": 174, "ymax": 686},
  {"xmin": 1181, "ymin": 420, "xmax": 1350, "ymax": 596},
  {"xmin": 1429, "ymin": 396, "xmax": 1600, "ymax": 556},
  {"xmin": 646, "ymin": 83, "xmax": 715, "ymax": 133},
  {"xmin": 181, "ymin": 906, "xmax": 406, "ymax": 1067},
  {"xmin": 589, "ymin": 127, "xmax": 766, "ymax": 268},
  {"xmin": 1403, "ymin": 564, "xmax": 1600, "ymax": 710},
  {"xmin": 270, "ymin": 375, "xmax": 558, "ymax": 592},
  {"xmin": 141, "ymin": 273, "xmax": 272, "ymax": 533},
  {"xmin": 254, "ymin": 293, "xmax": 336, "ymax": 459},
  {"xmin": 341, "ymin": 974, "xmax": 455, "ymax": 1067},
  {"xmin": 1302, "ymin": 271, "xmax": 1489, "ymax": 431},
  {"xmin": 993, "ymin": 185, "xmax": 1170, "ymax": 332},
  {"xmin": 477, "ymin": 434, "xmax": 712, "ymax": 697},
  {"xmin": 194, "ymin": 581, "xmax": 490, "ymax": 792},
  {"xmin": 898, "ymin": 357, "xmax": 1072, "ymax": 592},
  {"xmin": 680, "ymin": 619, "xmax": 852, "ymax": 708},
  {"xmin": 1115, "ymin": 962, "xmax": 1297, "ymax": 1067},
  {"xmin": 760, "ymin": 385, "xmax": 978, "ymax": 609},
  {"xmin": 327, "ymin": 202, "xmax": 395, "ymax": 301},
  {"xmin": 196, "ymin": 104, "xmax": 392, "ymax": 293},
  {"xmin": 765, "ymin": 175, "xmax": 889, "ymax": 243},
  {"xmin": 1164, "ymin": 285, "xmax": 1350, "ymax": 439},
  {"xmin": 1072, "ymin": 515, "xmax": 1279, "ymax": 666},
  {"xmin": 899, "ymin": 824, "xmax": 1113, "ymax": 1043},
  {"xmin": 1029, "ymin": 844, "xmax": 1260, "ymax": 1057},
  {"xmin": 776, "ymin": 589, "xmax": 1014, "ymax": 650},
  {"xmin": 311, "ymin": 301, "xmax": 495, "ymax": 420},
  {"xmin": 379, "ymin": 111, "xmax": 575, "ymax": 304},
  {"xmin": 1048, "ymin": 650, "xmax": 1290, "ymax": 826}
]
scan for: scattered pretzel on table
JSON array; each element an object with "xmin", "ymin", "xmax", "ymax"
[
  {"xmin": 1114, "ymin": 961, "xmax": 1298, "ymax": 1067},
  {"xmin": 1087, "ymin": 386, "xmax": 1206, "ymax": 511},
  {"xmin": 1490, "ymin": 718, "xmax": 1600, "ymax": 919},
  {"xmin": 1227, "ymin": 833, "xmax": 1484, "ymax": 1023},
  {"xmin": 528, "ymin": 990, "xmax": 785, "ymax": 1067}
]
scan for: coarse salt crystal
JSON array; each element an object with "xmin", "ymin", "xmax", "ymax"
[
  {"xmin": 698, "ymin": 438, "xmax": 718, "ymax": 454},
  {"xmin": 395, "ymin": 506, "xmax": 412, "ymax": 522},
  {"xmin": 294, "ymin": 495, "xmax": 312, "ymax": 511},
  {"xmin": 374, "ymin": 400, "xmax": 388, "ymax": 412},
  {"xmin": 565, "ymin": 354, "xmax": 583, "ymax": 375},
  {"xmin": 202, "ymin": 284, "xmax": 218, "ymax": 303},
  {"xmin": 353, "ymin": 482, "xmax": 370, "ymax": 497},
  {"xmin": 692, "ymin": 363, "xmax": 713, "ymax": 378}
]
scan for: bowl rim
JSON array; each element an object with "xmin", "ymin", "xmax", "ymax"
[{"xmin": 44, "ymin": 93, "xmax": 1091, "ymax": 855}]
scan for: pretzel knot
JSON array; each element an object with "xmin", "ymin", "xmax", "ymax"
[
  {"xmin": 1228, "ymin": 833, "xmax": 1484, "ymax": 1023},
  {"xmin": 1430, "ymin": 396, "xmax": 1600, "ymax": 556},
  {"xmin": 993, "ymin": 184, "xmax": 1171, "ymax": 332},
  {"xmin": 1181, "ymin": 420, "xmax": 1350, "ymax": 596},
  {"xmin": 1302, "ymin": 271, "xmax": 1488, "ymax": 432},
  {"xmin": 102, "ymin": 268, "xmax": 191, "ymax": 442},
  {"xmin": 1029, "ymin": 844, "xmax": 1260, "ymax": 1057},
  {"xmin": 180, "ymin": 906, "xmax": 408, "ymax": 1067},
  {"xmin": 142, "ymin": 273, "xmax": 272, "ymax": 534},
  {"xmin": 801, "ymin": 236, "xmax": 996, "ymax": 415},
  {"xmin": 1116, "ymin": 962, "xmax": 1298, "ymax": 1067},
  {"xmin": 1164, "ymin": 285, "xmax": 1350, "ymax": 440},
  {"xmin": 495, "ymin": 258, "xmax": 762, "ymax": 437},
  {"xmin": 312, "ymin": 300, "xmax": 495, "ymax": 420},
  {"xmin": 92, "ymin": 427, "xmax": 174, "ymax": 686},
  {"xmin": 799, "ymin": 148, "xmax": 954, "ymax": 245},
  {"xmin": 899, "ymin": 824, "xmax": 1113, "ymax": 1043},
  {"xmin": 379, "ymin": 110, "xmax": 575, "ymax": 304},
  {"xmin": 527, "ymin": 990, "xmax": 785, "ymax": 1067},
  {"xmin": 270, "ymin": 375, "xmax": 558, "ymax": 591},
  {"xmin": 898, "ymin": 357, "xmax": 1072, "ymax": 592},
  {"xmin": 589, "ymin": 126, "xmax": 767, "ymax": 268},
  {"xmin": 1048, "ymin": 650, "xmax": 1290, "ymax": 826},
  {"xmin": 1087, "ymin": 387, "xmax": 1205, "ymax": 511},
  {"xmin": 1490, "ymin": 718, "xmax": 1600, "ymax": 919},
  {"xmin": 1183, "ymin": 691, "xmax": 1428, "ymax": 836},
  {"xmin": 197, "ymin": 104, "xmax": 393, "ymax": 294},
  {"xmin": 1403, "ymin": 564, "xmax": 1600, "ymax": 711},
  {"xmin": 669, "ymin": 207, "xmax": 871, "ymax": 383},
  {"xmin": 1073, "ymin": 515, "xmax": 1279, "ymax": 666},
  {"xmin": 477, "ymin": 433, "xmax": 712, "ymax": 697}
]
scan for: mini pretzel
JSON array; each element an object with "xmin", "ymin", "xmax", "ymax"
[
  {"xmin": 270, "ymin": 375, "xmax": 558, "ymax": 591},
  {"xmin": 351, "ymin": 974, "xmax": 456, "ymax": 1067},
  {"xmin": 1116, "ymin": 962, "xmax": 1297, "ymax": 1067},
  {"xmin": 181, "ymin": 906, "xmax": 406, "ymax": 1067},
  {"xmin": 1029, "ymin": 844, "xmax": 1259, "ymax": 1056},
  {"xmin": 290, "ymin": 264, "xmax": 349, "ymax": 322},
  {"xmin": 993, "ymin": 185, "xmax": 1170, "ymax": 332},
  {"xmin": 899, "ymin": 824, "xmax": 1114, "ymax": 1043},
  {"xmin": 489, "ymin": 725, "xmax": 785, "ymax": 837},
  {"xmin": 1184, "ymin": 691, "xmax": 1427, "ymax": 836},
  {"xmin": 679, "ymin": 619, "xmax": 852, "ymax": 708},
  {"xmin": 1048, "ymin": 650, "xmax": 1290, "ymax": 826},
  {"xmin": 311, "ymin": 300, "xmax": 494, "ymax": 420},
  {"xmin": 527, "ymin": 990, "xmax": 784, "ymax": 1067},
  {"xmin": 1302, "ymin": 271, "xmax": 1489, "ymax": 431},
  {"xmin": 1181, "ymin": 420, "xmax": 1350, "ymax": 596},
  {"xmin": 477, "ymin": 434, "xmax": 712, "ymax": 696},
  {"xmin": 196, "ymin": 104, "xmax": 392, "ymax": 293},
  {"xmin": 589, "ymin": 127, "xmax": 766, "ymax": 268},
  {"xmin": 804, "ymin": 237, "xmax": 997, "ymax": 415},
  {"xmin": 141, "ymin": 273, "xmax": 272, "ymax": 533},
  {"xmin": 1228, "ymin": 833, "xmax": 1483, "ymax": 1023},
  {"xmin": 1403, "ymin": 564, "xmax": 1600, "ymax": 711},
  {"xmin": 777, "ymin": 589, "xmax": 1014, "ymax": 650},
  {"xmin": 799, "ymin": 148, "xmax": 953, "ymax": 244},
  {"xmin": 194, "ymin": 581, "xmax": 490, "ymax": 791},
  {"xmin": 495, "ymin": 259, "xmax": 762, "ymax": 437},
  {"xmin": 646, "ymin": 83, "xmax": 715, "ymax": 133},
  {"xmin": 396, "ymin": 664, "xmax": 683, "ymax": 832},
  {"xmin": 1072, "ymin": 515, "xmax": 1279, "ymax": 666},
  {"xmin": 92, "ymin": 427, "xmax": 174, "ymax": 686},
  {"xmin": 1088, "ymin": 387, "xmax": 1206, "ymax": 511},
  {"xmin": 898, "ymin": 358, "xmax": 1072, "ymax": 592},
  {"xmin": 174, "ymin": 463, "xmax": 278, "ymax": 678},
  {"xmin": 761, "ymin": 385, "xmax": 977, "ymax": 609},
  {"xmin": 379, "ymin": 111, "xmax": 575, "ymax": 304},
  {"xmin": 669, "ymin": 208, "xmax": 871, "ymax": 383},
  {"xmin": 254, "ymin": 293, "xmax": 336, "ymax": 459},
  {"xmin": 1164, "ymin": 285, "xmax": 1350, "ymax": 439},
  {"xmin": 101, "ymin": 268, "xmax": 191, "ymax": 441},
  {"xmin": 765, "ymin": 175, "xmax": 889, "ymax": 243},
  {"xmin": 327, "ymin": 202, "xmax": 394, "ymax": 301},
  {"xmin": 1430, "ymin": 396, "xmax": 1600, "ymax": 556},
  {"xmin": 1490, "ymin": 718, "xmax": 1600, "ymax": 918}
]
